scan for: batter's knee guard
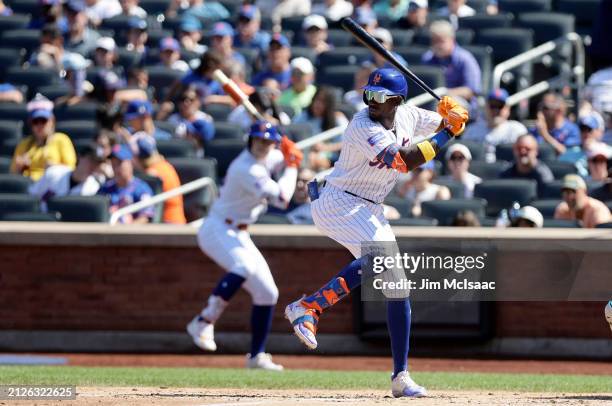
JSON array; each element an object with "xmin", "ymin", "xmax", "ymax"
[{"xmin": 251, "ymin": 283, "xmax": 279, "ymax": 306}]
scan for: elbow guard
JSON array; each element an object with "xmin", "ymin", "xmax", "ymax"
[{"xmin": 377, "ymin": 144, "xmax": 408, "ymax": 173}]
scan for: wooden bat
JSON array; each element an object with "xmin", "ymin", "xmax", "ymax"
[{"xmin": 212, "ymin": 69, "xmax": 264, "ymax": 120}]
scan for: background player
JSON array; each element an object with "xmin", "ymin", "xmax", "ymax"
[
  {"xmin": 188, "ymin": 121, "xmax": 303, "ymax": 370},
  {"xmin": 285, "ymin": 68, "xmax": 468, "ymax": 397}
]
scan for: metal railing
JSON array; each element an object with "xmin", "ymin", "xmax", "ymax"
[
  {"xmin": 294, "ymin": 125, "xmax": 346, "ymax": 150},
  {"xmin": 109, "ymin": 177, "xmax": 217, "ymax": 225}
]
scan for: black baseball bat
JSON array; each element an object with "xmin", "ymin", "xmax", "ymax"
[{"xmin": 340, "ymin": 17, "xmax": 441, "ymax": 101}]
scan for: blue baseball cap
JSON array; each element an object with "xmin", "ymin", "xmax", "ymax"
[
  {"xmin": 136, "ymin": 136, "xmax": 157, "ymax": 159},
  {"xmin": 211, "ymin": 22, "xmax": 234, "ymax": 37},
  {"xmin": 125, "ymin": 100, "xmax": 153, "ymax": 120},
  {"xmin": 110, "ymin": 143, "xmax": 133, "ymax": 161},
  {"xmin": 249, "ymin": 120, "xmax": 282, "ymax": 143},
  {"xmin": 180, "ymin": 16, "xmax": 202, "ymax": 32},
  {"xmin": 239, "ymin": 4, "xmax": 260, "ymax": 20},
  {"xmin": 30, "ymin": 108, "xmax": 53, "ymax": 120},
  {"xmin": 128, "ymin": 17, "xmax": 148, "ymax": 30},
  {"xmin": 578, "ymin": 115, "xmax": 599, "ymax": 131},
  {"xmin": 65, "ymin": 0, "xmax": 86, "ymax": 13},
  {"xmin": 488, "ymin": 88, "xmax": 509, "ymax": 103},
  {"xmin": 186, "ymin": 119, "xmax": 215, "ymax": 142},
  {"xmin": 418, "ymin": 160, "xmax": 435, "ymax": 171},
  {"xmin": 269, "ymin": 33, "xmax": 290, "ymax": 48},
  {"xmin": 354, "ymin": 8, "xmax": 377, "ymax": 26},
  {"xmin": 159, "ymin": 37, "xmax": 180, "ymax": 52}
]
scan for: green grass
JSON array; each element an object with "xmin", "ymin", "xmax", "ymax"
[{"xmin": 0, "ymin": 366, "xmax": 610, "ymax": 393}]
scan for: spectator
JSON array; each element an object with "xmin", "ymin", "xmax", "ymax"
[
  {"xmin": 311, "ymin": 0, "xmax": 353, "ymax": 22},
  {"xmin": 85, "ymin": 0, "xmax": 122, "ymax": 26},
  {"xmin": 90, "ymin": 69, "xmax": 146, "ymax": 105},
  {"xmin": 226, "ymin": 63, "xmax": 255, "ymax": 97},
  {"xmin": 353, "ymin": 5, "xmax": 378, "ymax": 34},
  {"xmin": 558, "ymin": 114, "xmax": 611, "ymax": 177},
  {"xmin": 0, "ymin": 83, "xmax": 24, "ymax": 104},
  {"xmin": 422, "ymin": 20, "xmax": 481, "ymax": 110},
  {"xmin": 168, "ymin": 86, "xmax": 215, "ymax": 139},
  {"xmin": 499, "ymin": 134, "xmax": 554, "ymax": 193},
  {"xmin": 396, "ymin": 0, "xmax": 428, "ymax": 30},
  {"xmin": 286, "ymin": 168, "xmax": 316, "ymax": 224},
  {"xmin": 228, "ymin": 88, "xmax": 289, "ymax": 131},
  {"xmin": 462, "ymin": 89, "xmax": 527, "ymax": 162},
  {"xmin": 279, "ymin": 57, "xmax": 317, "ymax": 116},
  {"xmin": 251, "ymin": 34, "xmax": 292, "ymax": 90},
  {"xmin": 119, "ymin": 0, "xmax": 147, "ymax": 18},
  {"xmin": 94, "ymin": 129, "xmax": 117, "ymax": 179},
  {"xmin": 259, "ymin": 0, "xmax": 311, "ymax": 22},
  {"xmin": 302, "ymin": 14, "xmax": 332, "ymax": 55},
  {"xmin": 185, "ymin": 118, "xmax": 215, "ymax": 157},
  {"xmin": 510, "ymin": 205, "xmax": 543, "ymax": 228},
  {"xmin": 125, "ymin": 100, "xmax": 172, "ymax": 140},
  {"xmin": 30, "ymin": 24, "xmax": 65, "ymax": 70},
  {"xmin": 583, "ymin": 67, "xmax": 612, "ymax": 116},
  {"xmin": 134, "ymin": 137, "xmax": 187, "ymax": 224},
  {"xmin": 233, "ymin": 5, "xmax": 270, "ymax": 54},
  {"xmin": 11, "ymin": 96, "xmax": 77, "ymax": 181},
  {"xmin": 127, "ymin": 67, "xmax": 149, "ymax": 93},
  {"xmin": 55, "ymin": 52, "xmax": 90, "ymax": 106},
  {"xmin": 29, "ymin": 144, "xmax": 104, "ymax": 211},
  {"xmin": 436, "ymin": 0, "xmax": 474, "ymax": 29},
  {"xmin": 209, "ymin": 22, "xmax": 246, "ymax": 67},
  {"xmin": 343, "ymin": 61, "xmax": 376, "ymax": 112},
  {"xmin": 532, "ymin": 92, "xmax": 580, "ymax": 155},
  {"xmin": 158, "ymin": 37, "xmax": 189, "ymax": 72},
  {"xmin": 29, "ymin": 0, "xmax": 67, "ymax": 30},
  {"xmin": 373, "ymin": 0, "xmax": 410, "ymax": 22},
  {"xmin": 554, "ymin": 174, "xmax": 611, "ymax": 228},
  {"xmin": 178, "ymin": 17, "xmax": 207, "ymax": 55},
  {"xmin": 370, "ymin": 27, "xmax": 408, "ymax": 69},
  {"xmin": 586, "ymin": 145, "xmax": 611, "ymax": 182},
  {"xmin": 98, "ymin": 143, "xmax": 154, "ymax": 224},
  {"xmin": 0, "ymin": 0, "xmax": 12, "ymax": 16},
  {"xmin": 180, "ymin": 0, "xmax": 229, "ymax": 21},
  {"xmin": 92, "ymin": 37, "xmax": 118, "ymax": 70},
  {"xmin": 398, "ymin": 160, "xmax": 451, "ymax": 217},
  {"xmin": 64, "ymin": 0, "xmax": 100, "ymax": 55},
  {"xmin": 451, "ymin": 210, "xmax": 481, "ymax": 227},
  {"xmin": 590, "ymin": 175, "xmax": 612, "ymax": 202},
  {"xmin": 125, "ymin": 17, "xmax": 148, "ymax": 56},
  {"xmin": 439, "ymin": 143, "xmax": 481, "ymax": 198}
]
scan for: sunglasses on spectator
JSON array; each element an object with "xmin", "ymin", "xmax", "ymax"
[
  {"xmin": 579, "ymin": 125, "xmax": 594, "ymax": 132},
  {"xmin": 364, "ymin": 90, "xmax": 401, "ymax": 104},
  {"xmin": 180, "ymin": 97, "xmax": 196, "ymax": 103},
  {"xmin": 488, "ymin": 102, "xmax": 504, "ymax": 110},
  {"xmin": 589, "ymin": 156, "xmax": 608, "ymax": 164},
  {"xmin": 31, "ymin": 118, "xmax": 49, "ymax": 126},
  {"xmin": 449, "ymin": 154, "xmax": 466, "ymax": 162}
]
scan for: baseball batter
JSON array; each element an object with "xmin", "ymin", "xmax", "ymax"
[
  {"xmin": 188, "ymin": 121, "xmax": 303, "ymax": 370},
  {"xmin": 285, "ymin": 68, "xmax": 468, "ymax": 397}
]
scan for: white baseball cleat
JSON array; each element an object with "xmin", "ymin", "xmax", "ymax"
[
  {"xmin": 246, "ymin": 353, "xmax": 284, "ymax": 371},
  {"xmin": 284, "ymin": 299, "xmax": 319, "ymax": 350},
  {"xmin": 391, "ymin": 371, "xmax": 427, "ymax": 398},
  {"xmin": 186, "ymin": 316, "xmax": 217, "ymax": 352},
  {"xmin": 605, "ymin": 300, "xmax": 612, "ymax": 333}
]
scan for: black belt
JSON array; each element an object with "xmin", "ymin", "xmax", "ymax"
[{"xmin": 344, "ymin": 190, "xmax": 378, "ymax": 205}]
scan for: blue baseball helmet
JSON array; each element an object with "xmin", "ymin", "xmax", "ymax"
[
  {"xmin": 362, "ymin": 68, "xmax": 408, "ymax": 102},
  {"xmin": 249, "ymin": 120, "xmax": 282, "ymax": 143}
]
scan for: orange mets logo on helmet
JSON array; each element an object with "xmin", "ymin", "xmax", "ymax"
[{"xmin": 372, "ymin": 73, "xmax": 382, "ymax": 84}]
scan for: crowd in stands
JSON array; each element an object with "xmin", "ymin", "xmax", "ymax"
[{"xmin": 0, "ymin": 0, "xmax": 610, "ymax": 229}]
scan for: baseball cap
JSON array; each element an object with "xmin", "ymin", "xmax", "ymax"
[
  {"xmin": 136, "ymin": 135, "xmax": 157, "ymax": 159},
  {"xmin": 159, "ymin": 37, "xmax": 180, "ymax": 52},
  {"xmin": 239, "ymin": 4, "xmax": 260, "ymax": 21},
  {"xmin": 290, "ymin": 57, "xmax": 314, "ymax": 75},
  {"xmin": 96, "ymin": 37, "xmax": 117, "ymax": 52},
  {"xmin": 110, "ymin": 143, "xmax": 133, "ymax": 161},
  {"xmin": 586, "ymin": 144, "xmax": 612, "ymax": 160},
  {"xmin": 27, "ymin": 94, "xmax": 54, "ymax": 119},
  {"xmin": 515, "ymin": 206, "xmax": 543, "ymax": 228},
  {"xmin": 62, "ymin": 52, "xmax": 89, "ymax": 70},
  {"xmin": 418, "ymin": 160, "xmax": 435, "ymax": 171},
  {"xmin": 211, "ymin": 22, "xmax": 234, "ymax": 37},
  {"xmin": 562, "ymin": 174, "xmax": 587, "ymax": 191},
  {"xmin": 124, "ymin": 100, "xmax": 153, "ymax": 121},
  {"xmin": 303, "ymin": 14, "xmax": 328, "ymax": 31},
  {"xmin": 373, "ymin": 27, "xmax": 393, "ymax": 46},
  {"xmin": 578, "ymin": 115, "xmax": 600, "ymax": 131},
  {"xmin": 127, "ymin": 17, "xmax": 148, "ymax": 30},
  {"xmin": 98, "ymin": 70, "xmax": 125, "ymax": 91},
  {"xmin": 30, "ymin": 108, "xmax": 53, "ymax": 120},
  {"xmin": 186, "ymin": 119, "xmax": 215, "ymax": 142},
  {"xmin": 409, "ymin": 0, "xmax": 428, "ymax": 9},
  {"xmin": 488, "ymin": 88, "xmax": 509, "ymax": 104},
  {"xmin": 179, "ymin": 16, "xmax": 202, "ymax": 33},
  {"xmin": 354, "ymin": 8, "xmax": 377, "ymax": 26},
  {"xmin": 65, "ymin": 0, "xmax": 86, "ymax": 13},
  {"xmin": 445, "ymin": 143, "xmax": 472, "ymax": 161},
  {"xmin": 269, "ymin": 33, "xmax": 290, "ymax": 48}
]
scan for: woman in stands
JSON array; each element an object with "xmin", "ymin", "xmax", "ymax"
[{"xmin": 397, "ymin": 160, "xmax": 451, "ymax": 217}]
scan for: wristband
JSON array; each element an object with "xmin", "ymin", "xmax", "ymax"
[
  {"xmin": 431, "ymin": 128, "xmax": 453, "ymax": 149},
  {"xmin": 416, "ymin": 140, "xmax": 436, "ymax": 162}
]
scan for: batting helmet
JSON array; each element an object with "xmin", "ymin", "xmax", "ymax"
[
  {"xmin": 362, "ymin": 68, "xmax": 408, "ymax": 102},
  {"xmin": 249, "ymin": 120, "xmax": 282, "ymax": 143}
]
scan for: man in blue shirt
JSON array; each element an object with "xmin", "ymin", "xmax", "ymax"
[
  {"xmin": 251, "ymin": 34, "xmax": 292, "ymax": 90},
  {"xmin": 422, "ymin": 20, "xmax": 481, "ymax": 110},
  {"xmin": 181, "ymin": 0, "xmax": 229, "ymax": 21},
  {"xmin": 233, "ymin": 5, "xmax": 270, "ymax": 54},
  {"xmin": 531, "ymin": 92, "xmax": 581, "ymax": 155},
  {"xmin": 98, "ymin": 144, "xmax": 154, "ymax": 224}
]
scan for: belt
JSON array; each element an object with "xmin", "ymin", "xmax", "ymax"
[
  {"xmin": 225, "ymin": 218, "xmax": 248, "ymax": 230},
  {"xmin": 344, "ymin": 190, "xmax": 379, "ymax": 205}
]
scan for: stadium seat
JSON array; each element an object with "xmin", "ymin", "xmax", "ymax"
[
  {"xmin": 476, "ymin": 28, "xmax": 533, "ymax": 66},
  {"xmin": 463, "ymin": 45, "xmax": 493, "ymax": 93},
  {"xmin": 0, "ymin": 194, "xmax": 39, "ymax": 217},
  {"xmin": 557, "ymin": 0, "xmax": 599, "ymax": 37},
  {"xmin": 406, "ymin": 65, "xmax": 444, "ymax": 99},
  {"xmin": 257, "ymin": 213, "xmax": 291, "ymax": 224},
  {"xmin": 146, "ymin": 65, "xmax": 183, "ymax": 99},
  {"xmin": 5, "ymin": 0, "xmax": 38, "ymax": 15},
  {"xmin": 218, "ymin": 0, "xmax": 241, "ymax": 15},
  {"xmin": 37, "ymin": 84, "xmax": 72, "ymax": 101},
  {"xmin": 318, "ymin": 47, "xmax": 371, "ymax": 69},
  {"xmin": 0, "ymin": 211, "xmax": 59, "ymax": 221},
  {"xmin": 0, "ymin": 104, "xmax": 27, "ymax": 123},
  {"xmin": 156, "ymin": 139, "xmax": 196, "ymax": 158},
  {"xmin": 459, "ymin": 13, "xmax": 514, "ymax": 30},
  {"xmin": 433, "ymin": 178, "xmax": 465, "ymax": 199},
  {"xmin": 316, "ymin": 65, "xmax": 361, "ymax": 93},
  {"xmin": 53, "ymin": 103, "xmax": 99, "ymax": 122},
  {"xmin": 498, "ymin": 0, "xmax": 551, "ymax": 13},
  {"xmin": 544, "ymin": 160, "xmax": 578, "ymax": 179},
  {"xmin": 540, "ymin": 180, "xmax": 602, "ymax": 199},
  {"xmin": 0, "ymin": 174, "xmax": 31, "ymax": 194},
  {"xmin": 0, "ymin": 29, "xmax": 41, "ymax": 57},
  {"xmin": 0, "ymin": 138, "xmax": 18, "ymax": 158},
  {"xmin": 0, "ymin": 15, "xmax": 29, "ymax": 36},
  {"xmin": 326, "ymin": 29, "xmax": 353, "ymax": 47},
  {"xmin": 168, "ymin": 157, "xmax": 217, "ymax": 221},
  {"xmin": 389, "ymin": 29, "xmax": 415, "ymax": 47},
  {"xmin": 468, "ymin": 160, "xmax": 511, "ymax": 179},
  {"xmin": 421, "ymin": 198, "xmax": 487, "ymax": 226},
  {"xmin": 516, "ymin": 13, "xmax": 575, "ymax": 46},
  {"xmin": 530, "ymin": 199, "xmax": 561, "ymax": 218},
  {"xmin": 47, "ymin": 195, "xmax": 110, "ymax": 222},
  {"xmin": 389, "ymin": 217, "xmax": 438, "ymax": 226},
  {"xmin": 466, "ymin": 0, "xmax": 488, "ymax": 12},
  {"xmin": 395, "ymin": 45, "xmax": 429, "ymax": 65},
  {"xmin": 234, "ymin": 47, "xmax": 259, "ymax": 69},
  {"xmin": 135, "ymin": 172, "xmax": 163, "ymax": 223},
  {"xmin": 543, "ymin": 218, "xmax": 580, "ymax": 228},
  {"xmin": 281, "ymin": 16, "xmax": 306, "ymax": 36},
  {"xmin": 213, "ymin": 122, "xmax": 245, "ymax": 141},
  {"xmin": 282, "ymin": 123, "xmax": 313, "ymax": 143},
  {"xmin": 116, "ymin": 48, "xmax": 143, "ymax": 71},
  {"xmin": 55, "ymin": 120, "xmax": 99, "ymax": 141},
  {"xmin": 384, "ymin": 195, "xmax": 414, "ymax": 218},
  {"xmin": 6, "ymin": 66, "xmax": 59, "ymax": 98},
  {"xmin": 204, "ymin": 103, "xmax": 233, "ymax": 121},
  {"xmin": 140, "ymin": 0, "xmax": 171, "ymax": 15},
  {"xmin": 153, "ymin": 120, "xmax": 176, "ymax": 136},
  {"xmin": 204, "ymin": 139, "xmax": 244, "ymax": 180},
  {"xmin": 595, "ymin": 222, "xmax": 612, "ymax": 229},
  {"xmin": 71, "ymin": 139, "xmax": 95, "ymax": 156},
  {"xmin": 474, "ymin": 179, "xmax": 537, "ymax": 216},
  {"xmin": 280, "ymin": 105, "xmax": 296, "ymax": 120},
  {"xmin": 291, "ymin": 47, "xmax": 317, "ymax": 65},
  {"xmin": 0, "ymin": 157, "xmax": 11, "ymax": 173},
  {"xmin": 495, "ymin": 142, "xmax": 555, "ymax": 163},
  {"xmin": 413, "ymin": 28, "xmax": 475, "ymax": 47},
  {"xmin": 0, "ymin": 120, "xmax": 23, "ymax": 144},
  {"xmin": 441, "ymin": 140, "xmax": 485, "ymax": 162},
  {"xmin": 0, "ymin": 47, "xmax": 24, "ymax": 76}
]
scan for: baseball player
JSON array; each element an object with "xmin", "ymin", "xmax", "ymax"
[
  {"xmin": 285, "ymin": 68, "xmax": 468, "ymax": 397},
  {"xmin": 187, "ymin": 121, "xmax": 303, "ymax": 370}
]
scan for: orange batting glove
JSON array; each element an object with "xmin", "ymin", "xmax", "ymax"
[
  {"xmin": 280, "ymin": 136, "xmax": 303, "ymax": 168},
  {"xmin": 437, "ymin": 96, "xmax": 469, "ymax": 136}
]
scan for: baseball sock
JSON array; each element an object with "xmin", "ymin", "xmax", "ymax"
[
  {"xmin": 301, "ymin": 257, "xmax": 363, "ymax": 314},
  {"xmin": 200, "ymin": 272, "xmax": 246, "ymax": 324},
  {"xmin": 386, "ymin": 299, "xmax": 411, "ymax": 379},
  {"xmin": 250, "ymin": 305, "xmax": 274, "ymax": 357}
]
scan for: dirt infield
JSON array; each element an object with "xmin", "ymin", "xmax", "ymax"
[
  {"xmin": 59, "ymin": 354, "xmax": 612, "ymax": 375},
  {"xmin": 24, "ymin": 387, "xmax": 612, "ymax": 406}
]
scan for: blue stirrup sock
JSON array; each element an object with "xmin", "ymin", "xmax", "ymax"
[
  {"xmin": 250, "ymin": 305, "xmax": 274, "ymax": 357},
  {"xmin": 387, "ymin": 299, "xmax": 412, "ymax": 379},
  {"xmin": 301, "ymin": 257, "xmax": 363, "ymax": 314}
]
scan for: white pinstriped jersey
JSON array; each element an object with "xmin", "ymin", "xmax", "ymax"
[{"xmin": 325, "ymin": 104, "xmax": 442, "ymax": 203}]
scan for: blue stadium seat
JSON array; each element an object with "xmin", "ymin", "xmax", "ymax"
[
  {"xmin": 0, "ymin": 14, "xmax": 30, "ymax": 35},
  {"xmin": 47, "ymin": 196, "xmax": 110, "ymax": 222},
  {"xmin": 326, "ymin": 29, "xmax": 353, "ymax": 47},
  {"xmin": 413, "ymin": 28, "xmax": 475, "ymax": 46},
  {"xmin": 55, "ymin": 120, "xmax": 99, "ymax": 141},
  {"xmin": 494, "ymin": 142, "xmax": 555, "ymax": 163},
  {"xmin": 0, "ymin": 104, "xmax": 28, "ymax": 123},
  {"xmin": 557, "ymin": 0, "xmax": 599, "ymax": 37},
  {"xmin": 459, "ymin": 13, "xmax": 514, "ymax": 30},
  {"xmin": 467, "ymin": 0, "xmax": 489, "ymax": 12},
  {"xmin": 540, "ymin": 180, "xmax": 602, "ymax": 199},
  {"xmin": 0, "ymin": 120, "xmax": 23, "ymax": 144},
  {"xmin": 516, "ymin": 13, "xmax": 575, "ymax": 46},
  {"xmin": 0, "ymin": 47, "xmax": 24, "ymax": 76},
  {"xmin": 5, "ymin": 0, "xmax": 38, "ymax": 15},
  {"xmin": 0, "ymin": 157, "xmax": 10, "ymax": 173},
  {"xmin": 257, "ymin": 213, "xmax": 291, "ymax": 224},
  {"xmin": 389, "ymin": 29, "xmax": 415, "ymax": 47},
  {"xmin": 204, "ymin": 103, "xmax": 233, "ymax": 121},
  {"xmin": 406, "ymin": 65, "xmax": 444, "ymax": 99},
  {"xmin": 0, "ymin": 194, "xmax": 39, "ymax": 217},
  {"xmin": 395, "ymin": 45, "xmax": 429, "ymax": 65},
  {"xmin": 318, "ymin": 47, "xmax": 371, "ymax": 68},
  {"xmin": 213, "ymin": 122, "xmax": 245, "ymax": 141},
  {"xmin": 135, "ymin": 172, "xmax": 163, "ymax": 223},
  {"xmin": 153, "ymin": 120, "xmax": 177, "ymax": 136},
  {"xmin": 0, "ymin": 174, "xmax": 31, "ymax": 194},
  {"xmin": 116, "ymin": 48, "xmax": 143, "ymax": 71},
  {"xmin": 433, "ymin": 178, "xmax": 465, "ymax": 199},
  {"xmin": 384, "ymin": 195, "xmax": 414, "ymax": 218},
  {"xmin": 474, "ymin": 179, "xmax": 537, "ymax": 216},
  {"xmin": 0, "ymin": 138, "xmax": 18, "ymax": 157},
  {"xmin": 282, "ymin": 123, "xmax": 313, "ymax": 143},
  {"xmin": 530, "ymin": 198, "xmax": 561, "ymax": 218},
  {"xmin": 156, "ymin": 139, "xmax": 196, "ymax": 158},
  {"xmin": 290, "ymin": 46, "xmax": 317, "ymax": 65},
  {"xmin": 543, "ymin": 218, "xmax": 579, "ymax": 228},
  {"xmin": 139, "ymin": 0, "xmax": 171, "ymax": 15},
  {"xmin": 37, "ymin": 84, "xmax": 72, "ymax": 101},
  {"xmin": 0, "ymin": 211, "xmax": 59, "ymax": 221},
  {"xmin": 498, "ymin": 0, "xmax": 551, "ymax": 13},
  {"xmin": 595, "ymin": 222, "xmax": 612, "ymax": 229},
  {"xmin": 467, "ymin": 161, "xmax": 511, "ymax": 179},
  {"xmin": 0, "ymin": 29, "xmax": 41, "ymax": 57},
  {"xmin": 281, "ymin": 16, "xmax": 306, "ymax": 36},
  {"xmin": 543, "ymin": 160, "xmax": 578, "ymax": 179},
  {"xmin": 168, "ymin": 157, "xmax": 217, "ymax": 220},
  {"xmin": 6, "ymin": 66, "xmax": 59, "ymax": 98},
  {"xmin": 421, "ymin": 198, "xmax": 487, "ymax": 226},
  {"xmin": 204, "ymin": 139, "xmax": 244, "ymax": 181},
  {"xmin": 146, "ymin": 65, "xmax": 183, "ymax": 100},
  {"xmin": 53, "ymin": 103, "xmax": 98, "ymax": 121},
  {"xmin": 462, "ymin": 44, "xmax": 493, "ymax": 93},
  {"xmin": 316, "ymin": 65, "xmax": 361, "ymax": 93},
  {"xmin": 389, "ymin": 217, "xmax": 438, "ymax": 226}
]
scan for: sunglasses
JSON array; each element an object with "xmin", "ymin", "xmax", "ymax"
[
  {"xmin": 589, "ymin": 157, "xmax": 607, "ymax": 164},
  {"xmin": 449, "ymin": 154, "xmax": 466, "ymax": 161},
  {"xmin": 31, "ymin": 118, "xmax": 49, "ymax": 126},
  {"xmin": 488, "ymin": 102, "xmax": 504, "ymax": 110},
  {"xmin": 364, "ymin": 90, "xmax": 401, "ymax": 104}
]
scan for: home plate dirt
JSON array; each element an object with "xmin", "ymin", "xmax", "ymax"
[{"xmin": 22, "ymin": 387, "xmax": 611, "ymax": 405}]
